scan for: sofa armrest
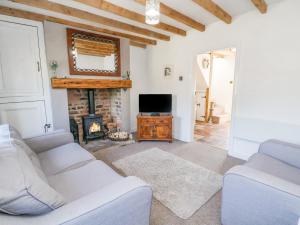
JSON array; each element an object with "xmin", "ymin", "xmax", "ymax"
[
  {"xmin": 0, "ymin": 176, "xmax": 152, "ymax": 225},
  {"xmin": 222, "ymin": 166, "xmax": 300, "ymax": 225},
  {"xmin": 24, "ymin": 130, "xmax": 74, "ymax": 154},
  {"xmin": 225, "ymin": 165, "xmax": 300, "ymax": 197},
  {"xmin": 259, "ymin": 139, "xmax": 300, "ymax": 168}
]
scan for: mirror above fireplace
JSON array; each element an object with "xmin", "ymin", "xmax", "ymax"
[{"xmin": 67, "ymin": 28, "xmax": 121, "ymax": 77}]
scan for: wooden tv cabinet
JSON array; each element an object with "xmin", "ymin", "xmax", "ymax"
[{"xmin": 137, "ymin": 114, "xmax": 173, "ymax": 142}]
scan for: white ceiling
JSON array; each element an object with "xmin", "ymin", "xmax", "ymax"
[
  {"xmin": 106, "ymin": 0, "xmax": 285, "ymax": 31},
  {"xmin": 0, "ymin": 0, "xmax": 286, "ymax": 41}
]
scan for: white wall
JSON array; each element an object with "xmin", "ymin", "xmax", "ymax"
[
  {"xmin": 129, "ymin": 46, "xmax": 149, "ymax": 132},
  {"xmin": 195, "ymin": 54, "xmax": 210, "ymax": 90},
  {"xmin": 146, "ymin": 0, "xmax": 300, "ymax": 159},
  {"xmin": 44, "ymin": 21, "xmax": 131, "ymax": 132},
  {"xmin": 44, "ymin": 21, "xmax": 70, "ymax": 131},
  {"xmin": 210, "ymin": 54, "xmax": 235, "ymax": 115},
  {"xmin": 120, "ymin": 39, "xmax": 131, "ymax": 132},
  {"xmin": 194, "ymin": 57, "xmax": 208, "ymax": 91}
]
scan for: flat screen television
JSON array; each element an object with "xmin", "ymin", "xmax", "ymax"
[{"xmin": 139, "ymin": 94, "xmax": 172, "ymax": 113}]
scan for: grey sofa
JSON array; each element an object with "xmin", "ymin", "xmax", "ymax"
[
  {"xmin": 222, "ymin": 139, "xmax": 300, "ymax": 225},
  {"xmin": 0, "ymin": 128, "xmax": 152, "ymax": 225}
]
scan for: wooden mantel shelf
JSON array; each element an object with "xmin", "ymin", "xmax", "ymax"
[{"xmin": 51, "ymin": 78, "xmax": 132, "ymax": 89}]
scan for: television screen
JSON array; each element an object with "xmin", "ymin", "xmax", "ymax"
[{"xmin": 139, "ymin": 94, "xmax": 172, "ymax": 113}]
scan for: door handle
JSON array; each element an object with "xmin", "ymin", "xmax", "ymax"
[{"xmin": 44, "ymin": 124, "xmax": 51, "ymax": 133}]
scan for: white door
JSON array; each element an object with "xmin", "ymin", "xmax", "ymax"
[
  {"xmin": 0, "ymin": 17, "xmax": 53, "ymax": 138},
  {"xmin": 0, "ymin": 101, "xmax": 47, "ymax": 138},
  {"xmin": 195, "ymin": 90, "xmax": 206, "ymax": 121}
]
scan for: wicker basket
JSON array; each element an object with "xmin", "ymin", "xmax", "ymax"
[{"xmin": 108, "ymin": 131, "xmax": 129, "ymax": 142}]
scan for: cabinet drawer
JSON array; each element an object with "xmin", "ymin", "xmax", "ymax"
[
  {"xmin": 139, "ymin": 118, "xmax": 156, "ymax": 124},
  {"xmin": 156, "ymin": 118, "xmax": 170, "ymax": 124},
  {"xmin": 139, "ymin": 118, "xmax": 170, "ymax": 124}
]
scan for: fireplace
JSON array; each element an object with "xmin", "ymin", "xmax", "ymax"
[
  {"xmin": 82, "ymin": 89, "xmax": 107, "ymax": 143},
  {"xmin": 67, "ymin": 88, "xmax": 122, "ymax": 143}
]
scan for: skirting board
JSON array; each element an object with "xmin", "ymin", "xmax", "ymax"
[{"xmin": 228, "ymin": 137, "xmax": 260, "ymax": 160}]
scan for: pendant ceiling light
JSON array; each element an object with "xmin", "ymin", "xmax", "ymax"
[{"xmin": 145, "ymin": 0, "xmax": 160, "ymax": 25}]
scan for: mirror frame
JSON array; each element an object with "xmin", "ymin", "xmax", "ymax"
[{"xmin": 67, "ymin": 28, "xmax": 121, "ymax": 77}]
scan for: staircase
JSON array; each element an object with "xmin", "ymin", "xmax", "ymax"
[{"xmin": 211, "ymin": 104, "xmax": 230, "ymax": 124}]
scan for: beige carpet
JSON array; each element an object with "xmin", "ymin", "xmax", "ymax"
[
  {"xmin": 92, "ymin": 140, "xmax": 243, "ymax": 225},
  {"xmin": 113, "ymin": 147, "xmax": 223, "ymax": 219}
]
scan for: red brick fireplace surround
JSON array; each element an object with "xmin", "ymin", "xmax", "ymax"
[{"xmin": 67, "ymin": 88, "xmax": 122, "ymax": 143}]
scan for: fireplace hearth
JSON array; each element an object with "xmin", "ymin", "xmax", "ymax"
[{"xmin": 82, "ymin": 89, "xmax": 107, "ymax": 143}]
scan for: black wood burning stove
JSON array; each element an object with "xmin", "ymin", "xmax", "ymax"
[{"xmin": 82, "ymin": 89, "xmax": 107, "ymax": 144}]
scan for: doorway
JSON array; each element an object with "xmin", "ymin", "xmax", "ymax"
[{"xmin": 194, "ymin": 48, "xmax": 236, "ymax": 150}]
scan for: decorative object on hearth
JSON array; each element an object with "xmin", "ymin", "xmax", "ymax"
[
  {"xmin": 49, "ymin": 60, "xmax": 58, "ymax": 77},
  {"xmin": 108, "ymin": 131, "xmax": 130, "ymax": 142},
  {"xmin": 145, "ymin": 0, "xmax": 160, "ymax": 25}
]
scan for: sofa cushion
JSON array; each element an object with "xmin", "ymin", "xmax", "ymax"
[
  {"xmin": 0, "ymin": 124, "xmax": 39, "ymax": 162},
  {"xmin": 0, "ymin": 139, "xmax": 65, "ymax": 215},
  {"xmin": 38, "ymin": 143, "xmax": 95, "ymax": 176},
  {"xmin": 0, "ymin": 124, "xmax": 45, "ymax": 181},
  {"xmin": 246, "ymin": 153, "xmax": 300, "ymax": 185},
  {"xmin": 47, "ymin": 160, "xmax": 122, "ymax": 202}
]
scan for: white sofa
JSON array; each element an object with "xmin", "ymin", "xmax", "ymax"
[
  {"xmin": 222, "ymin": 140, "xmax": 300, "ymax": 225},
  {"xmin": 0, "ymin": 127, "xmax": 152, "ymax": 225}
]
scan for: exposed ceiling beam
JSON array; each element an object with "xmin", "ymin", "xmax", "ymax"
[
  {"xmin": 192, "ymin": 0, "xmax": 232, "ymax": 24},
  {"xmin": 251, "ymin": 0, "xmax": 267, "ymax": 14},
  {"xmin": 11, "ymin": 0, "xmax": 170, "ymax": 41},
  {"xmin": 130, "ymin": 41, "xmax": 147, "ymax": 49},
  {"xmin": 0, "ymin": 6, "xmax": 156, "ymax": 45},
  {"xmin": 135, "ymin": 0, "xmax": 205, "ymax": 32},
  {"xmin": 75, "ymin": 0, "xmax": 186, "ymax": 36}
]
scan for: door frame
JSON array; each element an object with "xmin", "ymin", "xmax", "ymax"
[
  {"xmin": 0, "ymin": 15, "xmax": 53, "ymax": 134},
  {"xmin": 191, "ymin": 47, "xmax": 239, "ymax": 151}
]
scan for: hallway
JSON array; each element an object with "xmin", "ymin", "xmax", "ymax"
[{"xmin": 194, "ymin": 121, "xmax": 230, "ymax": 150}]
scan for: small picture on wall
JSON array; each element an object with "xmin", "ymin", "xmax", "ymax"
[{"xmin": 164, "ymin": 65, "xmax": 173, "ymax": 78}]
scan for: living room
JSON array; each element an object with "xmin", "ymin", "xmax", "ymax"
[{"xmin": 0, "ymin": 0, "xmax": 300, "ymax": 225}]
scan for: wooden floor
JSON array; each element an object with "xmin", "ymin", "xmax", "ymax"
[{"xmin": 194, "ymin": 121, "xmax": 230, "ymax": 150}]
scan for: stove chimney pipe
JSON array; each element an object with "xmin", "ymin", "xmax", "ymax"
[{"xmin": 87, "ymin": 89, "xmax": 95, "ymax": 115}]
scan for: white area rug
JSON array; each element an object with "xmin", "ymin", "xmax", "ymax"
[{"xmin": 112, "ymin": 148, "xmax": 223, "ymax": 219}]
